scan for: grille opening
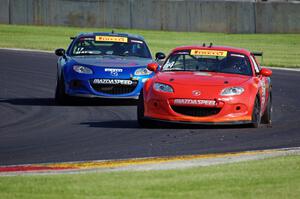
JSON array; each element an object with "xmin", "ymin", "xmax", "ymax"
[{"xmin": 171, "ymin": 106, "xmax": 221, "ymax": 117}]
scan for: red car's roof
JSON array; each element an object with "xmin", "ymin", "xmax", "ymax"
[{"xmin": 171, "ymin": 45, "xmax": 251, "ymax": 56}]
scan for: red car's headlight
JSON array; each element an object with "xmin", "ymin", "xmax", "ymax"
[
  {"xmin": 220, "ymin": 87, "xmax": 244, "ymax": 96},
  {"xmin": 154, "ymin": 83, "xmax": 174, "ymax": 93}
]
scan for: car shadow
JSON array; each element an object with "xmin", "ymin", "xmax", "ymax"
[
  {"xmin": 80, "ymin": 120, "xmax": 252, "ymax": 129},
  {"xmin": 81, "ymin": 120, "xmax": 140, "ymax": 129},
  {"xmin": 0, "ymin": 98, "xmax": 56, "ymax": 106},
  {"xmin": 0, "ymin": 97, "xmax": 137, "ymax": 106}
]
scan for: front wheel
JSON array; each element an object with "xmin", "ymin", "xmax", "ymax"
[
  {"xmin": 137, "ymin": 92, "xmax": 152, "ymax": 127},
  {"xmin": 55, "ymin": 75, "xmax": 70, "ymax": 105},
  {"xmin": 261, "ymin": 92, "xmax": 272, "ymax": 126},
  {"xmin": 251, "ymin": 96, "xmax": 261, "ymax": 128}
]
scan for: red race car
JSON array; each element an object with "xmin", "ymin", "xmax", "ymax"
[{"xmin": 138, "ymin": 45, "xmax": 272, "ymax": 128}]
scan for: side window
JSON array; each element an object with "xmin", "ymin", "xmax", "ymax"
[
  {"xmin": 172, "ymin": 55, "xmax": 185, "ymax": 69},
  {"xmin": 250, "ymin": 56, "xmax": 260, "ymax": 74}
]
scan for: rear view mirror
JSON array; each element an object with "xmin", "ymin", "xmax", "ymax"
[
  {"xmin": 155, "ymin": 52, "xmax": 166, "ymax": 60},
  {"xmin": 55, "ymin": 48, "xmax": 66, "ymax": 56},
  {"xmin": 260, "ymin": 68, "xmax": 272, "ymax": 77},
  {"xmin": 147, "ymin": 62, "xmax": 159, "ymax": 72}
]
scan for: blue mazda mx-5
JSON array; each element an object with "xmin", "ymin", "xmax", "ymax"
[{"xmin": 54, "ymin": 32, "xmax": 165, "ymax": 104}]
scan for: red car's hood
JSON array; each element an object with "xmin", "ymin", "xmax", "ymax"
[{"xmin": 156, "ymin": 71, "xmax": 250, "ymax": 86}]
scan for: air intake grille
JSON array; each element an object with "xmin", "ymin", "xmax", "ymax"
[{"xmin": 171, "ymin": 106, "xmax": 221, "ymax": 117}]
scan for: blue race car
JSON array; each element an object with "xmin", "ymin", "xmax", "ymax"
[{"xmin": 54, "ymin": 32, "xmax": 165, "ymax": 104}]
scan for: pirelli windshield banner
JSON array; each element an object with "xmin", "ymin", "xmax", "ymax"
[
  {"xmin": 95, "ymin": 36, "xmax": 128, "ymax": 43},
  {"xmin": 190, "ymin": 49, "xmax": 227, "ymax": 57}
]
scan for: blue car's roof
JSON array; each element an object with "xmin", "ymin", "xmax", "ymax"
[{"xmin": 75, "ymin": 32, "xmax": 145, "ymax": 41}]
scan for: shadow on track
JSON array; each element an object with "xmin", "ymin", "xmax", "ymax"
[
  {"xmin": 80, "ymin": 120, "xmax": 253, "ymax": 129},
  {"xmin": 0, "ymin": 97, "xmax": 137, "ymax": 106},
  {"xmin": 81, "ymin": 120, "xmax": 139, "ymax": 129},
  {"xmin": 0, "ymin": 98, "xmax": 56, "ymax": 106}
]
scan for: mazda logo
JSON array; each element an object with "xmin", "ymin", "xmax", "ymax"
[
  {"xmin": 192, "ymin": 90, "xmax": 201, "ymax": 96},
  {"xmin": 111, "ymin": 71, "xmax": 118, "ymax": 76}
]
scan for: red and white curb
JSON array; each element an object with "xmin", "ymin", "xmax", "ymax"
[{"xmin": 0, "ymin": 147, "xmax": 299, "ymax": 176}]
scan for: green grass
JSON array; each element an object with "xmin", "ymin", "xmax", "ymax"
[
  {"xmin": 0, "ymin": 24, "xmax": 300, "ymax": 67},
  {"xmin": 0, "ymin": 155, "xmax": 300, "ymax": 199}
]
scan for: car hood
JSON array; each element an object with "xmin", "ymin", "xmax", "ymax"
[
  {"xmin": 156, "ymin": 71, "xmax": 250, "ymax": 86},
  {"xmin": 70, "ymin": 55, "xmax": 152, "ymax": 67}
]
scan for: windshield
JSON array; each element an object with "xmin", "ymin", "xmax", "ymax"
[
  {"xmin": 70, "ymin": 36, "xmax": 152, "ymax": 58},
  {"xmin": 162, "ymin": 50, "xmax": 253, "ymax": 76}
]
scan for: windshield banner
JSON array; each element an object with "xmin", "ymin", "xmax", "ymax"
[
  {"xmin": 95, "ymin": 36, "xmax": 128, "ymax": 43},
  {"xmin": 190, "ymin": 50, "xmax": 227, "ymax": 57}
]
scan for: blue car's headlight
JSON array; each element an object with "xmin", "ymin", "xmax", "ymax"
[
  {"xmin": 134, "ymin": 68, "xmax": 152, "ymax": 76},
  {"xmin": 73, "ymin": 65, "xmax": 93, "ymax": 74},
  {"xmin": 220, "ymin": 87, "xmax": 244, "ymax": 96},
  {"xmin": 154, "ymin": 83, "xmax": 174, "ymax": 93}
]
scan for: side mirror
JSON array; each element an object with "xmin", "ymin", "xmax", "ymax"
[
  {"xmin": 260, "ymin": 68, "xmax": 272, "ymax": 77},
  {"xmin": 147, "ymin": 62, "xmax": 159, "ymax": 72},
  {"xmin": 155, "ymin": 52, "xmax": 166, "ymax": 60},
  {"xmin": 55, "ymin": 48, "xmax": 66, "ymax": 56}
]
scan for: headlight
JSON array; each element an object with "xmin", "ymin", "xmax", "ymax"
[
  {"xmin": 154, "ymin": 83, "xmax": 174, "ymax": 93},
  {"xmin": 220, "ymin": 87, "xmax": 244, "ymax": 96},
  {"xmin": 134, "ymin": 68, "xmax": 152, "ymax": 75},
  {"xmin": 73, "ymin": 65, "xmax": 93, "ymax": 74}
]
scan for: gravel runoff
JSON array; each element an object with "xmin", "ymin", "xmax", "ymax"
[{"xmin": 1, "ymin": 147, "xmax": 299, "ymax": 176}]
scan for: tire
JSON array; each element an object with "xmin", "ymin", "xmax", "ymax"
[
  {"xmin": 137, "ymin": 92, "xmax": 152, "ymax": 127},
  {"xmin": 55, "ymin": 75, "xmax": 70, "ymax": 105},
  {"xmin": 261, "ymin": 92, "xmax": 272, "ymax": 125},
  {"xmin": 251, "ymin": 96, "xmax": 261, "ymax": 128}
]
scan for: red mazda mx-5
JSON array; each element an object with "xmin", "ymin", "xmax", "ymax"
[{"xmin": 137, "ymin": 45, "xmax": 272, "ymax": 128}]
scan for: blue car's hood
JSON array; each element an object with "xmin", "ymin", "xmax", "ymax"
[{"xmin": 71, "ymin": 55, "xmax": 152, "ymax": 67}]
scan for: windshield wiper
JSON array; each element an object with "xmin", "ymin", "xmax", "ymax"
[
  {"xmin": 198, "ymin": 69, "xmax": 217, "ymax": 72},
  {"xmin": 162, "ymin": 69, "xmax": 188, "ymax": 72},
  {"xmin": 73, "ymin": 53, "xmax": 101, "ymax": 56}
]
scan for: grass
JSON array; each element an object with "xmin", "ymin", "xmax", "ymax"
[
  {"xmin": 0, "ymin": 155, "xmax": 299, "ymax": 199},
  {"xmin": 0, "ymin": 24, "xmax": 300, "ymax": 67}
]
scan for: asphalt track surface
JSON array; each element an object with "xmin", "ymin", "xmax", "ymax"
[{"xmin": 0, "ymin": 49, "xmax": 300, "ymax": 166}]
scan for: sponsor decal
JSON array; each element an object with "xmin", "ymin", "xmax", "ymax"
[
  {"xmin": 174, "ymin": 99, "xmax": 216, "ymax": 106},
  {"xmin": 163, "ymin": 61, "xmax": 175, "ymax": 69},
  {"xmin": 104, "ymin": 68, "xmax": 123, "ymax": 76},
  {"xmin": 261, "ymin": 80, "xmax": 266, "ymax": 109},
  {"xmin": 190, "ymin": 49, "xmax": 227, "ymax": 57},
  {"xmin": 93, "ymin": 79, "xmax": 133, "ymax": 85},
  {"xmin": 95, "ymin": 36, "xmax": 128, "ymax": 43}
]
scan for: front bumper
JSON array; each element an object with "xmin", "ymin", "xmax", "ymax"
[
  {"xmin": 144, "ymin": 92, "xmax": 253, "ymax": 124},
  {"xmin": 64, "ymin": 76, "xmax": 150, "ymax": 99}
]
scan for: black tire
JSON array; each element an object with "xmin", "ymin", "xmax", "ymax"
[
  {"xmin": 251, "ymin": 96, "xmax": 261, "ymax": 128},
  {"xmin": 137, "ymin": 92, "xmax": 152, "ymax": 128},
  {"xmin": 55, "ymin": 75, "xmax": 70, "ymax": 105},
  {"xmin": 261, "ymin": 92, "xmax": 272, "ymax": 125}
]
